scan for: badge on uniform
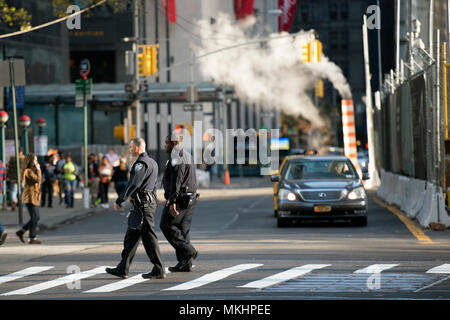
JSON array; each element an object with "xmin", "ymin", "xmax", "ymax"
[
  {"xmin": 171, "ymin": 158, "xmax": 179, "ymax": 166},
  {"xmin": 135, "ymin": 163, "xmax": 144, "ymax": 171}
]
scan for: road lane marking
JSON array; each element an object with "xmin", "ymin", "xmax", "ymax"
[
  {"xmin": 1, "ymin": 266, "xmax": 111, "ymax": 296},
  {"xmin": 354, "ymin": 264, "xmax": 399, "ymax": 273},
  {"xmin": 373, "ymin": 197, "xmax": 433, "ymax": 244},
  {"xmin": 0, "ymin": 267, "xmax": 54, "ymax": 285},
  {"xmin": 83, "ymin": 267, "xmax": 178, "ymax": 293},
  {"xmin": 163, "ymin": 264, "xmax": 262, "ymax": 291},
  {"xmin": 426, "ymin": 264, "xmax": 450, "ymax": 273},
  {"xmin": 238, "ymin": 264, "xmax": 330, "ymax": 289},
  {"xmin": 414, "ymin": 275, "xmax": 450, "ymax": 292}
]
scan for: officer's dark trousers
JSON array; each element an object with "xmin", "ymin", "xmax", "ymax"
[
  {"xmin": 160, "ymin": 204, "xmax": 197, "ymax": 262},
  {"xmin": 116, "ymin": 202, "xmax": 164, "ymax": 275}
]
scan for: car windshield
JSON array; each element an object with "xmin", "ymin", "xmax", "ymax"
[{"xmin": 284, "ymin": 159, "xmax": 357, "ymax": 180}]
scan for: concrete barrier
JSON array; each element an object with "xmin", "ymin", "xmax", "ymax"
[
  {"xmin": 408, "ymin": 179, "xmax": 427, "ymax": 219},
  {"xmin": 385, "ymin": 173, "xmax": 398, "ymax": 205},
  {"xmin": 416, "ymin": 182, "xmax": 439, "ymax": 227},
  {"xmin": 377, "ymin": 169, "xmax": 386, "ymax": 199},
  {"xmin": 398, "ymin": 175, "xmax": 411, "ymax": 212}
]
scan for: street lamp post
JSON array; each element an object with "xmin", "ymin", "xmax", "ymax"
[
  {"xmin": 19, "ymin": 115, "xmax": 31, "ymax": 155},
  {"xmin": 0, "ymin": 110, "xmax": 8, "ymax": 209},
  {"xmin": 35, "ymin": 117, "xmax": 46, "ymax": 136}
]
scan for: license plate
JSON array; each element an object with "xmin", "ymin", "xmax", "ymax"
[{"xmin": 314, "ymin": 205, "xmax": 331, "ymax": 213}]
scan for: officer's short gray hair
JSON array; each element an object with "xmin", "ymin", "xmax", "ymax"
[{"xmin": 130, "ymin": 138, "xmax": 146, "ymax": 151}]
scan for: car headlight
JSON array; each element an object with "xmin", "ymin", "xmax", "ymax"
[
  {"xmin": 279, "ymin": 188, "xmax": 296, "ymax": 201},
  {"xmin": 360, "ymin": 161, "xmax": 367, "ymax": 167},
  {"xmin": 347, "ymin": 187, "xmax": 366, "ymax": 200}
]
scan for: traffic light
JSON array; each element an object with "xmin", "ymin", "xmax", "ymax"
[
  {"xmin": 315, "ymin": 80, "xmax": 324, "ymax": 98},
  {"xmin": 312, "ymin": 40, "xmax": 323, "ymax": 63},
  {"xmin": 149, "ymin": 44, "xmax": 159, "ymax": 75},
  {"xmin": 301, "ymin": 40, "xmax": 323, "ymax": 63},
  {"xmin": 137, "ymin": 45, "xmax": 150, "ymax": 76},
  {"xmin": 114, "ymin": 125, "xmax": 136, "ymax": 141},
  {"xmin": 301, "ymin": 42, "xmax": 311, "ymax": 62}
]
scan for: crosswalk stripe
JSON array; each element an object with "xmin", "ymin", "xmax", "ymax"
[
  {"xmin": 163, "ymin": 264, "xmax": 263, "ymax": 291},
  {"xmin": 354, "ymin": 264, "xmax": 399, "ymax": 273},
  {"xmin": 238, "ymin": 264, "xmax": 331, "ymax": 289},
  {"xmin": 1, "ymin": 266, "xmax": 112, "ymax": 296},
  {"xmin": 0, "ymin": 267, "xmax": 54, "ymax": 285},
  {"xmin": 426, "ymin": 264, "xmax": 450, "ymax": 274},
  {"xmin": 83, "ymin": 267, "xmax": 175, "ymax": 293}
]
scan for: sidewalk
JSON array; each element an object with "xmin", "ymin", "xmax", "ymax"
[{"xmin": 0, "ymin": 176, "xmax": 273, "ymax": 237}]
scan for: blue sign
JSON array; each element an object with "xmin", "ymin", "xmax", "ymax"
[
  {"xmin": 8, "ymin": 86, "xmax": 25, "ymax": 109},
  {"xmin": 79, "ymin": 59, "xmax": 91, "ymax": 77}
]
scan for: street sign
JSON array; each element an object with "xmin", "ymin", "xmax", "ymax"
[
  {"xmin": 34, "ymin": 136, "xmax": 48, "ymax": 156},
  {"xmin": 183, "ymin": 104, "xmax": 203, "ymax": 112},
  {"xmin": 0, "ymin": 59, "xmax": 26, "ymax": 87},
  {"xmin": 8, "ymin": 86, "xmax": 25, "ymax": 109},
  {"xmin": 75, "ymin": 78, "xmax": 92, "ymax": 107},
  {"xmin": 79, "ymin": 59, "xmax": 91, "ymax": 78}
]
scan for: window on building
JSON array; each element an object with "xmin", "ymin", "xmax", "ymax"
[
  {"xmin": 301, "ymin": 4, "xmax": 309, "ymax": 22},
  {"xmin": 340, "ymin": 2, "xmax": 348, "ymax": 20},
  {"xmin": 330, "ymin": 31, "xmax": 338, "ymax": 50},
  {"xmin": 340, "ymin": 30, "xmax": 348, "ymax": 50},
  {"xmin": 330, "ymin": 4, "xmax": 338, "ymax": 20}
]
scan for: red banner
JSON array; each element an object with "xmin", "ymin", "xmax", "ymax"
[
  {"xmin": 278, "ymin": 0, "xmax": 298, "ymax": 32},
  {"xmin": 163, "ymin": 0, "xmax": 177, "ymax": 23},
  {"xmin": 234, "ymin": 0, "xmax": 255, "ymax": 21}
]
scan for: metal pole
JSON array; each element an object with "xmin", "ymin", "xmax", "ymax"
[
  {"xmin": 166, "ymin": 4, "xmax": 172, "ymax": 135},
  {"xmin": 396, "ymin": 0, "xmax": 401, "ymax": 84},
  {"xmin": 430, "ymin": 0, "xmax": 434, "ymax": 58},
  {"xmin": 409, "ymin": 0, "xmax": 413, "ymax": 72},
  {"xmin": 9, "ymin": 59, "xmax": 23, "ymax": 225},
  {"xmin": 155, "ymin": 0, "xmax": 161, "ymax": 166},
  {"xmin": 23, "ymin": 126, "xmax": 28, "ymax": 155},
  {"xmin": 134, "ymin": 0, "xmax": 141, "ymax": 139},
  {"xmin": 1, "ymin": 123, "xmax": 5, "ymax": 209},
  {"xmin": 377, "ymin": 0, "xmax": 383, "ymax": 90},
  {"xmin": 443, "ymin": 42, "xmax": 449, "ymax": 140},
  {"xmin": 363, "ymin": 14, "xmax": 380, "ymax": 188},
  {"xmin": 83, "ymin": 78, "xmax": 88, "ymax": 189}
]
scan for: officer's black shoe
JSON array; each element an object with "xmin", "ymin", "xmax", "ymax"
[
  {"xmin": 169, "ymin": 259, "xmax": 193, "ymax": 272},
  {"xmin": 105, "ymin": 267, "xmax": 128, "ymax": 279},
  {"xmin": 142, "ymin": 270, "xmax": 166, "ymax": 279}
]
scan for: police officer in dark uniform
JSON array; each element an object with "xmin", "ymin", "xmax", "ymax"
[
  {"xmin": 160, "ymin": 133, "xmax": 199, "ymax": 272},
  {"xmin": 106, "ymin": 138, "xmax": 165, "ymax": 279}
]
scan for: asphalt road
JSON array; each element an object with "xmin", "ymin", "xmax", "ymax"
[{"xmin": 0, "ymin": 189, "xmax": 449, "ymax": 301}]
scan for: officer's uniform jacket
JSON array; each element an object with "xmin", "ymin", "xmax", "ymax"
[
  {"xmin": 163, "ymin": 146, "xmax": 197, "ymax": 205},
  {"xmin": 116, "ymin": 152, "xmax": 158, "ymax": 206}
]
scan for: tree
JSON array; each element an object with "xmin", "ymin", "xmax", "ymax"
[{"xmin": 0, "ymin": 0, "xmax": 131, "ymax": 29}]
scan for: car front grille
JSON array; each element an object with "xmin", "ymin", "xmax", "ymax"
[{"xmin": 299, "ymin": 190, "xmax": 345, "ymax": 202}]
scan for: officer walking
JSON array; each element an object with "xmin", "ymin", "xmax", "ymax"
[
  {"xmin": 106, "ymin": 138, "xmax": 165, "ymax": 279},
  {"xmin": 160, "ymin": 132, "xmax": 199, "ymax": 272}
]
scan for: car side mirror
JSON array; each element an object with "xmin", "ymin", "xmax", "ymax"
[
  {"xmin": 270, "ymin": 174, "xmax": 280, "ymax": 182},
  {"xmin": 362, "ymin": 172, "xmax": 370, "ymax": 180}
]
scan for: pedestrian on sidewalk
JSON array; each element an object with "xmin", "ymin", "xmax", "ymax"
[
  {"xmin": 0, "ymin": 159, "xmax": 7, "ymax": 245},
  {"xmin": 106, "ymin": 138, "xmax": 165, "ymax": 280},
  {"xmin": 98, "ymin": 156, "xmax": 112, "ymax": 209},
  {"xmin": 88, "ymin": 153, "xmax": 100, "ymax": 207},
  {"xmin": 111, "ymin": 156, "xmax": 129, "ymax": 199},
  {"xmin": 16, "ymin": 153, "xmax": 42, "ymax": 244},
  {"xmin": 55, "ymin": 152, "xmax": 66, "ymax": 205},
  {"xmin": 105, "ymin": 149, "xmax": 119, "ymax": 167},
  {"xmin": 41, "ymin": 154, "xmax": 56, "ymax": 208},
  {"xmin": 63, "ymin": 155, "xmax": 77, "ymax": 208},
  {"xmin": 6, "ymin": 150, "xmax": 24, "ymax": 211}
]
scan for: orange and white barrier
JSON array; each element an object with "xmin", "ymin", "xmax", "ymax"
[{"xmin": 341, "ymin": 99, "xmax": 363, "ymax": 178}]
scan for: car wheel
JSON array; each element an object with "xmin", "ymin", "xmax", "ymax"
[
  {"xmin": 274, "ymin": 209, "xmax": 278, "ymax": 218},
  {"xmin": 277, "ymin": 217, "xmax": 288, "ymax": 228},
  {"xmin": 353, "ymin": 217, "xmax": 367, "ymax": 227}
]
